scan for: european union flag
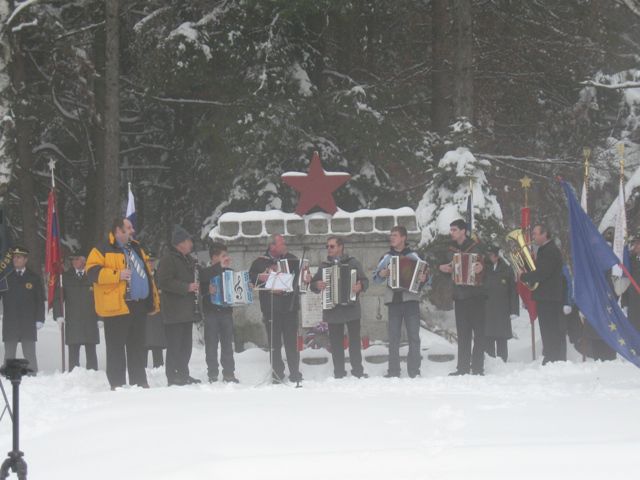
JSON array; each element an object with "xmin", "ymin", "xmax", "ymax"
[{"xmin": 562, "ymin": 180, "xmax": 640, "ymax": 367}]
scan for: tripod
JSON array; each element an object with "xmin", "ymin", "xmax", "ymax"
[{"xmin": 0, "ymin": 359, "xmax": 31, "ymax": 480}]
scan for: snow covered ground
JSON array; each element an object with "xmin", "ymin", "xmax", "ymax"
[{"xmin": 1, "ymin": 315, "xmax": 639, "ymax": 479}]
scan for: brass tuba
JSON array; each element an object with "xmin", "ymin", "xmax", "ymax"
[{"xmin": 505, "ymin": 229, "xmax": 538, "ymax": 290}]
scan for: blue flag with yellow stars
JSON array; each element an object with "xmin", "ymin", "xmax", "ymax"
[{"xmin": 562, "ymin": 180, "xmax": 640, "ymax": 367}]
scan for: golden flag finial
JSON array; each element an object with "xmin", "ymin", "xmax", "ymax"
[{"xmin": 520, "ymin": 176, "xmax": 532, "ymax": 189}]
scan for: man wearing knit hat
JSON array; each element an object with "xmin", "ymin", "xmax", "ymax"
[{"xmin": 157, "ymin": 225, "xmax": 202, "ymax": 386}]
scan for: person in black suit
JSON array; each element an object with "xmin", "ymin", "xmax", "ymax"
[
  {"xmin": 521, "ymin": 224, "xmax": 566, "ymax": 364},
  {"xmin": 1, "ymin": 246, "xmax": 45, "ymax": 374}
]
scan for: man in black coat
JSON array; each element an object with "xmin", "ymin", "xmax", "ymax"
[
  {"xmin": 521, "ymin": 224, "xmax": 566, "ymax": 364},
  {"xmin": 311, "ymin": 236, "xmax": 369, "ymax": 379},
  {"xmin": 53, "ymin": 252, "xmax": 100, "ymax": 371},
  {"xmin": 1, "ymin": 246, "xmax": 45, "ymax": 374},
  {"xmin": 249, "ymin": 234, "xmax": 303, "ymax": 383},
  {"xmin": 483, "ymin": 246, "xmax": 519, "ymax": 362},
  {"xmin": 439, "ymin": 220, "xmax": 486, "ymax": 376},
  {"xmin": 144, "ymin": 253, "xmax": 166, "ymax": 368},
  {"xmin": 157, "ymin": 225, "xmax": 202, "ymax": 386},
  {"xmin": 623, "ymin": 236, "xmax": 640, "ymax": 333}
]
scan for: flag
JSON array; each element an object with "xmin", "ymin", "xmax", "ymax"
[
  {"xmin": 517, "ymin": 206, "xmax": 537, "ymax": 322},
  {"xmin": 466, "ymin": 187, "xmax": 474, "ymax": 237},
  {"xmin": 0, "ymin": 206, "xmax": 13, "ymax": 292},
  {"xmin": 126, "ymin": 183, "xmax": 136, "ymax": 230},
  {"xmin": 580, "ymin": 179, "xmax": 588, "ymax": 212},
  {"xmin": 561, "ymin": 180, "xmax": 640, "ymax": 367},
  {"xmin": 45, "ymin": 189, "xmax": 63, "ymax": 310}
]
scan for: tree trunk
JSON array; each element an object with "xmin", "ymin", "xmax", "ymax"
[
  {"xmin": 452, "ymin": 0, "xmax": 473, "ymax": 125},
  {"xmin": 6, "ymin": 5, "xmax": 42, "ymax": 272},
  {"xmin": 102, "ymin": 0, "xmax": 120, "ymax": 240},
  {"xmin": 431, "ymin": 0, "xmax": 450, "ymax": 136}
]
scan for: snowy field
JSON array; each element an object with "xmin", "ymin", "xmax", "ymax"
[{"xmin": 1, "ymin": 315, "xmax": 640, "ymax": 480}]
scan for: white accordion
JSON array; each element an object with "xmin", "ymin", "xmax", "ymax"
[
  {"xmin": 277, "ymin": 258, "xmax": 311, "ymax": 293},
  {"xmin": 322, "ymin": 264, "xmax": 357, "ymax": 310},
  {"xmin": 452, "ymin": 252, "xmax": 483, "ymax": 286},
  {"xmin": 388, "ymin": 256, "xmax": 428, "ymax": 294}
]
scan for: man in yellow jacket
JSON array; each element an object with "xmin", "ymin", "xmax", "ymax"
[{"xmin": 87, "ymin": 218, "xmax": 159, "ymax": 389}]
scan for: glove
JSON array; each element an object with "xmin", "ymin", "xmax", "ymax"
[
  {"xmin": 510, "ymin": 314, "xmax": 518, "ymax": 321},
  {"xmin": 56, "ymin": 317, "xmax": 65, "ymax": 326},
  {"xmin": 563, "ymin": 305, "xmax": 572, "ymax": 315},
  {"xmin": 36, "ymin": 322, "xmax": 44, "ymax": 330},
  {"xmin": 98, "ymin": 320, "xmax": 104, "ymax": 329}
]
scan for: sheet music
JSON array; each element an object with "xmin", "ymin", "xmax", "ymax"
[
  {"xmin": 264, "ymin": 272, "xmax": 294, "ymax": 292},
  {"xmin": 301, "ymin": 292, "xmax": 323, "ymax": 328}
]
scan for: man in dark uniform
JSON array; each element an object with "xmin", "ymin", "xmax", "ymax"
[
  {"xmin": 483, "ymin": 245, "xmax": 519, "ymax": 362},
  {"xmin": 311, "ymin": 236, "xmax": 369, "ymax": 379},
  {"xmin": 249, "ymin": 234, "xmax": 303, "ymax": 384},
  {"xmin": 439, "ymin": 219, "xmax": 486, "ymax": 376},
  {"xmin": 157, "ymin": 225, "xmax": 201, "ymax": 386},
  {"xmin": 623, "ymin": 235, "xmax": 640, "ymax": 333},
  {"xmin": 53, "ymin": 251, "xmax": 100, "ymax": 371},
  {"xmin": 1, "ymin": 246, "xmax": 45, "ymax": 374},
  {"xmin": 521, "ymin": 223, "xmax": 566, "ymax": 364}
]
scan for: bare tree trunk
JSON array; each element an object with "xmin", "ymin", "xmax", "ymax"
[
  {"xmin": 102, "ymin": 0, "xmax": 120, "ymax": 239},
  {"xmin": 452, "ymin": 0, "xmax": 473, "ymax": 125},
  {"xmin": 6, "ymin": 2, "xmax": 42, "ymax": 272},
  {"xmin": 431, "ymin": 0, "xmax": 450, "ymax": 136}
]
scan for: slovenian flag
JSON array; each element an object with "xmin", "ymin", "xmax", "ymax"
[{"xmin": 126, "ymin": 182, "xmax": 136, "ymax": 230}]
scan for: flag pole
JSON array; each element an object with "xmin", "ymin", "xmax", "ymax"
[
  {"xmin": 580, "ymin": 147, "xmax": 591, "ymax": 362},
  {"xmin": 519, "ymin": 176, "xmax": 536, "ymax": 360},
  {"xmin": 49, "ymin": 159, "xmax": 66, "ymax": 372}
]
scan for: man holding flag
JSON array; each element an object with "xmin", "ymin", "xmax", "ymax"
[{"xmin": 1, "ymin": 246, "xmax": 45, "ymax": 374}]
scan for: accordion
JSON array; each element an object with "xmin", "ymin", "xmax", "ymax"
[
  {"xmin": 388, "ymin": 256, "xmax": 428, "ymax": 294},
  {"xmin": 452, "ymin": 253, "xmax": 483, "ymax": 286},
  {"xmin": 322, "ymin": 264, "xmax": 357, "ymax": 310},
  {"xmin": 211, "ymin": 270, "xmax": 253, "ymax": 307},
  {"xmin": 277, "ymin": 258, "xmax": 311, "ymax": 293},
  {"xmin": 298, "ymin": 258, "xmax": 311, "ymax": 293}
]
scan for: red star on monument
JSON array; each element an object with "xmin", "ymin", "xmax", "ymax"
[{"xmin": 281, "ymin": 151, "xmax": 351, "ymax": 216}]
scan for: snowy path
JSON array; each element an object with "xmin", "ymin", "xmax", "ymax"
[{"xmin": 1, "ymin": 318, "xmax": 639, "ymax": 479}]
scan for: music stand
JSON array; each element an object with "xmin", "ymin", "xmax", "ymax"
[
  {"xmin": 254, "ymin": 272, "xmax": 301, "ymax": 388},
  {"xmin": 0, "ymin": 359, "xmax": 31, "ymax": 480}
]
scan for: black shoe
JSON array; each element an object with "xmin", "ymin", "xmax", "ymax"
[
  {"xmin": 448, "ymin": 370, "xmax": 468, "ymax": 376},
  {"xmin": 168, "ymin": 378, "xmax": 187, "ymax": 386},
  {"xmin": 223, "ymin": 375, "xmax": 239, "ymax": 384},
  {"xmin": 384, "ymin": 372, "xmax": 400, "ymax": 378},
  {"xmin": 289, "ymin": 372, "xmax": 303, "ymax": 383},
  {"xmin": 352, "ymin": 372, "xmax": 369, "ymax": 379},
  {"xmin": 409, "ymin": 372, "xmax": 421, "ymax": 379},
  {"xmin": 472, "ymin": 371, "xmax": 484, "ymax": 376},
  {"xmin": 208, "ymin": 376, "xmax": 218, "ymax": 383},
  {"xmin": 186, "ymin": 376, "xmax": 202, "ymax": 385}
]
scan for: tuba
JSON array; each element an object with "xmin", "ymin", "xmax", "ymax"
[{"xmin": 505, "ymin": 229, "xmax": 538, "ymax": 290}]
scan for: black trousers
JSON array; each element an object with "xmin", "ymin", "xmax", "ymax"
[
  {"xmin": 69, "ymin": 344, "xmax": 98, "ymax": 371},
  {"xmin": 103, "ymin": 301, "xmax": 148, "ymax": 388},
  {"xmin": 264, "ymin": 310, "xmax": 300, "ymax": 381},
  {"xmin": 388, "ymin": 301, "xmax": 421, "ymax": 377},
  {"xmin": 454, "ymin": 296, "xmax": 486, "ymax": 374},
  {"xmin": 328, "ymin": 319, "xmax": 363, "ymax": 378},
  {"xmin": 204, "ymin": 309, "xmax": 235, "ymax": 379},
  {"xmin": 537, "ymin": 301, "xmax": 566, "ymax": 364},
  {"xmin": 165, "ymin": 322, "xmax": 193, "ymax": 382},
  {"xmin": 485, "ymin": 337, "xmax": 508, "ymax": 362},
  {"xmin": 147, "ymin": 348, "xmax": 164, "ymax": 368}
]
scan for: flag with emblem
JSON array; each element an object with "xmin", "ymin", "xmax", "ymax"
[
  {"xmin": 562, "ymin": 180, "xmax": 640, "ymax": 367},
  {"xmin": 45, "ymin": 189, "xmax": 63, "ymax": 310},
  {"xmin": 126, "ymin": 182, "xmax": 136, "ymax": 230}
]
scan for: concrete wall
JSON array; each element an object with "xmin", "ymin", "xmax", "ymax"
[{"xmin": 209, "ymin": 209, "xmax": 420, "ymax": 347}]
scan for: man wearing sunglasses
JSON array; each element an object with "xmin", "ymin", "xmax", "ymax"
[{"xmin": 310, "ymin": 236, "xmax": 369, "ymax": 379}]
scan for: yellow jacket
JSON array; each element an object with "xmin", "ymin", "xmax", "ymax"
[{"xmin": 86, "ymin": 233, "xmax": 160, "ymax": 317}]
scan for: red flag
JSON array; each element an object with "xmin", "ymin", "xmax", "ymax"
[
  {"xmin": 518, "ymin": 206, "xmax": 537, "ymax": 322},
  {"xmin": 45, "ymin": 189, "xmax": 63, "ymax": 310}
]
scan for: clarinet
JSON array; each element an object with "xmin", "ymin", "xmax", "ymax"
[
  {"xmin": 124, "ymin": 242, "xmax": 132, "ymax": 301},
  {"xmin": 192, "ymin": 257, "xmax": 202, "ymax": 317}
]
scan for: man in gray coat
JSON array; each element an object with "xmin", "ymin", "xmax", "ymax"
[
  {"xmin": 374, "ymin": 226, "xmax": 429, "ymax": 378},
  {"xmin": 157, "ymin": 225, "xmax": 201, "ymax": 386},
  {"xmin": 311, "ymin": 236, "xmax": 369, "ymax": 379},
  {"xmin": 54, "ymin": 252, "xmax": 100, "ymax": 371}
]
